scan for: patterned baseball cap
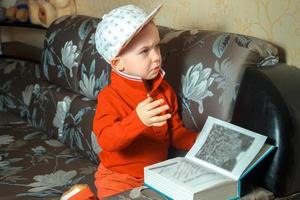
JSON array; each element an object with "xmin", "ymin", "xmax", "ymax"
[{"xmin": 95, "ymin": 4, "xmax": 162, "ymax": 63}]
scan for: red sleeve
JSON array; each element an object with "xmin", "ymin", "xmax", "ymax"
[
  {"xmin": 93, "ymin": 89, "xmax": 147, "ymax": 152},
  {"xmin": 167, "ymin": 86, "xmax": 197, "ymax": 150}
]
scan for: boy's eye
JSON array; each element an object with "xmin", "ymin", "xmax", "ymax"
[{"xmin": 140, "ymin": 49, "xmax": 149, "ymax": 54}]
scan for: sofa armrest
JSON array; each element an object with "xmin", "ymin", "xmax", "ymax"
[
  {"xmin": 0, "ymin": 41, "xmax": 42, "ymax": 63},
  {"xmin": 232, "ymin": 63, "xmax": 300, "ymax": 198}
]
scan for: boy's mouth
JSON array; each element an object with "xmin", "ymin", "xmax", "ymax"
[{"xmin": 152, "ymin": 66, "xmax": 160, "ymax": 71}]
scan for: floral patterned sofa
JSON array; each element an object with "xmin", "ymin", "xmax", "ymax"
[{"xmin": 1, "ymin": 15, "xmax": 299, "ymax": 200}]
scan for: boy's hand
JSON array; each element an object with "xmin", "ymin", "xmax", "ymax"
[{"xmin": 136, "ymin": 97, "xmax": 171, "ymax": 127}]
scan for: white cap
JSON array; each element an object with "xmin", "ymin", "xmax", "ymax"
[{"xmin": 95, "ymin": 4, "xmax": 162, "ymax": 63}]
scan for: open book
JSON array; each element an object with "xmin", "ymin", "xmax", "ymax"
[{"xmin": 144, "ymin": 116, "xmax": 276, "ymax": 200}]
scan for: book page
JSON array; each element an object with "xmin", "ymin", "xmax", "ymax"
[
  {"xmin": 187, "ymin": 116, "xmax": 267, "ymax": 180},
  {"xmin": 148, "ymin": 157, "xmax": 232, "ymax": 191}
]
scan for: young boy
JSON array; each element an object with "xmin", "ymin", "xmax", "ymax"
[{"xmin": 93, "ymin": 4, "xmax": 197, "ymax": 199}]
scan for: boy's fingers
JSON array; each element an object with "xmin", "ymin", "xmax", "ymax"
[
  {"xmin": 144, "ymin": 97, "xmax": 153, "ymax": 103},
  {"xmin": 150, "ymin": 114, "xmax": 171, "ymax": 124},
  {"xmin": 149, "ymin": 105, "xmax": 169, "ymax": 116},
  {"xmin": 139, "ymin": 97, "xmax": 153, "ymax": 107},
  {"xmin": 145, "ymin": 99, "xmax": 164, "ymax": 111},
  {"xmin": 152, "ymin": 121, "xmax": 167, "ymax": 127}
]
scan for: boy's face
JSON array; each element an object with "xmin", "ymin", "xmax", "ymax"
[{"xmin": 112, "ymin": 22, "xmax": 162, "ymax": 80}]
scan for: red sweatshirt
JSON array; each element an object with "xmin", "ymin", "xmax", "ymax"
[{"xmin": 93, "ymin": 69, "xmax": 197, "ymax": 179}]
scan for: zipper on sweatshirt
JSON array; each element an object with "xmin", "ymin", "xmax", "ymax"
[{"xmin": 143, "ymin": 80, "xmax": 153, "ymax": 98}]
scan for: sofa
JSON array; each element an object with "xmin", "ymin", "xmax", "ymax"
[{"xmin": 0, "ymin": 15, "xmax": 299, "ymax": 200}]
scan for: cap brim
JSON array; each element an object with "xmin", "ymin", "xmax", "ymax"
[{"xmin": 116, "ymin": 4, "xmax": 162, "ymax": 57}]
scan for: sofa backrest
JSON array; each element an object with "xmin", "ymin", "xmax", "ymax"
[
  {"xmin": 158, "ymin": 28, "xmax": 279, "ymax": 131},
  {"xmin": 41, "ymin": 15, "xmax": 109, "ymax": 100},
  {"xmin": 37, "ymin": 15, "xmax": 279, "ymax": 164},
  {"xmin": 37, "ymin": 15, "xmax": 110, "ymax": 164},
  {"xmin": 42, "ymin": 15, "xmax": 279, "ymax": 133}
]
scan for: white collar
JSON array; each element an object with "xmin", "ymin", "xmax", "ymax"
[{"xmin": 112, "ymin": 68, "xmax": 166, "ymax": 82}]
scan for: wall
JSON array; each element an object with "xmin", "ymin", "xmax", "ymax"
[
  {"xmin": 1, "ymin": 0, "xmax": 299, "ymax": 67},
  {"xmin": 75, "ymin": 0, "xmax": 300, "ymax": 67}
]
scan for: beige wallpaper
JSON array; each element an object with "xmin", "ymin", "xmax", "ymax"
[{"xmin": 76, "ymin": 0, "xmax": 300, "ymax": 67}]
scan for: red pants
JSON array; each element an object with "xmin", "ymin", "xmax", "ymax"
[{"xmin": 94, "ymin": 163, "xmax": 143, "ymax": 199}]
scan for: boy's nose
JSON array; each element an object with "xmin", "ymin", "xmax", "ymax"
[{"xmin": 151, "ymin": 48, "xmax": 161, "ymax": 63}]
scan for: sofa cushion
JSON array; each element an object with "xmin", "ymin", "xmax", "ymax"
[
  {"xmin": 61, "ymin": 95, "xmax": 100, "ymax": 164},
  {"xmin": 0, "ymin": 111, "xmax": 26, "ymax": 125},
  {"xmin": 24, "ymin": 81, "xmax": 100, "ymax": 164},
  {"xmin": 77, "ymin": 19, "xmax": 110, "ymax": 100},
  {"xmin": 0, "ymin": 58, "xmax": 42, "ymax": 115},
  {"xmin": 41, "ymin": 15, "xmax": 96, "ymax": 92},
  {"xmin": 0, "ymin": 121, "xmax": 96, "ymax": 200},
  {"xmin": 42, "ymin": 15, "xmax": 110, "ymax": 101},
  {"xmin": 158, "ymin": 28, "xmax": 279, "ymax": 131}
]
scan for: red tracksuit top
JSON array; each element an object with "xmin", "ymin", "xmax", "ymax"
[{"xmin": 93, "ymin": 69, "xmax": 197, "ymax": 179}]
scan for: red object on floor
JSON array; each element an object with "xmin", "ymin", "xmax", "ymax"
[{"xmin": 68, "ymin": 186, "xmax": 97, "ymax": 200}]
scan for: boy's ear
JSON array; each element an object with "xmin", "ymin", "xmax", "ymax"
[{"xmin": 110, "ymin": 57, "xmax": 124, "ymax": 71}]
